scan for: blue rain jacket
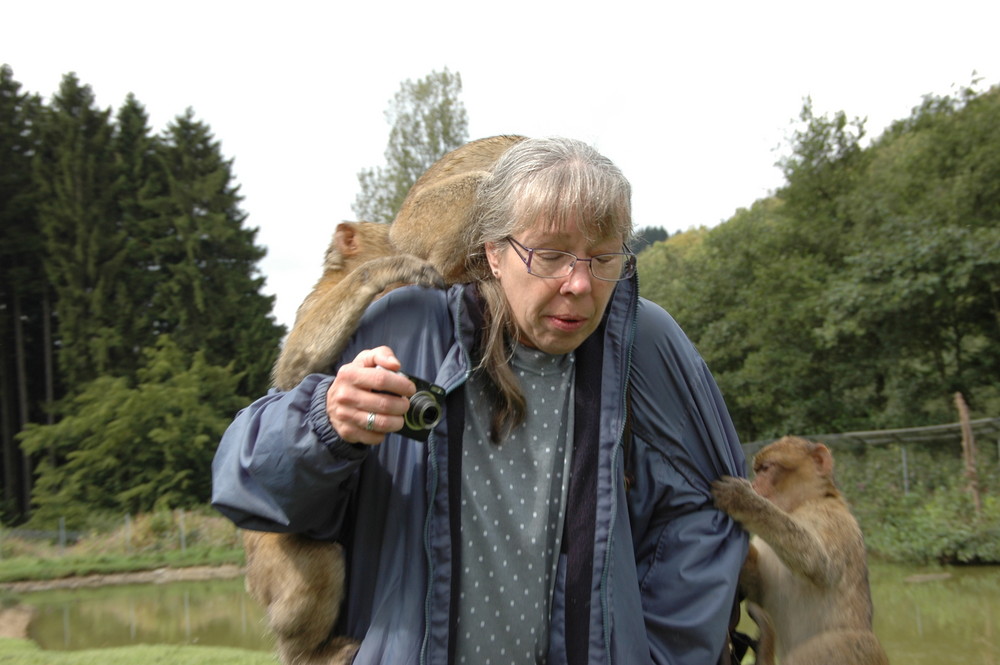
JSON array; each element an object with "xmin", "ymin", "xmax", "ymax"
[{"xmin": 212, "ymin": 275, "xmax": 747, "ymax": 664}]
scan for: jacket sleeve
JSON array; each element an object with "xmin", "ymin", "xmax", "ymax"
[
  {"xmin": 211, "ymin": 284, "xmax": 456, "ymax": 540},
  {"xmin": 210, "ymin": 371, "xmax": 369, "ymax": 540},
  {"xmin": 628, "ymin": 298, "xmax": 748, "ymax": 664}
]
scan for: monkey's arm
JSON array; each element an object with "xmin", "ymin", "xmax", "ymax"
[
  {"xmin": 712, "ymin": 477, "xmax": 837, "ymax": 588},
  {"xmin": 273, "ymin": 254, "xmax": 445, "ymax": 391}
]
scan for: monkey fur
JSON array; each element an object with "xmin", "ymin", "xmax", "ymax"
[
  {"xmin": 712, "ymin": 436, "xmax": 888, "ymax": 665},
  {"xmin": 242, "ymin": 135, "xmax": 526, "ymax": 665}
]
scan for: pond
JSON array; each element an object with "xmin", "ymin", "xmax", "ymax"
[{"xmin": 14, "ymin": 563, "xmax": 1000, "ymax": 662}]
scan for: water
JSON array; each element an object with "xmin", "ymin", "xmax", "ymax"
[
  {"xmin": 21, "ymin": 578, "xmax": 272, "ymax": 651},
  {"xmin": 13, "ymin": 564, "xmax": 1000, "ymax": 662}
]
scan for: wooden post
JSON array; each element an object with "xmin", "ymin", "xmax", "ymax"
[
  {"xmin": 955, "ymin": 392, "xmax": 982, "ymax": 516},
  {"xmin": 901, "ymin": 445, "xmax": 910, "ymax": 495}
]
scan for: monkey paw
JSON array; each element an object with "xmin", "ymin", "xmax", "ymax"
[{"xmin": 711, "ymin": 476, "xmax": 756, "ymax": 518}]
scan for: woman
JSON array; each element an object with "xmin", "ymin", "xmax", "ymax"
[{"xmin": 212, "ymin": 137, "xmax": 747, "ymax": 664}]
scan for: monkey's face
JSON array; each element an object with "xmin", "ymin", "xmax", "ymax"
[
  {"xmin": 751, "ymin": 457, "xmax": 780, "ymax": 500},
  {"xmin": 751, "ymin": 437, "xmax": 830, "ymax": 513},
  {"xmin": 487, "ymin": 221, "xmax": 621, "ymax": 355}
]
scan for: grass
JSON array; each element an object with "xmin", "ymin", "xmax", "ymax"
[
  {"xmin": 0, "ymin": 547, "xmax": 242, "ymax": 584},
  {"xmin": 0, "ymin": 638, "xmax": 276, "ymax": 664},
  {"xmin": 0, "ymin": 510, "xmax": 245, "ymax": 584}
]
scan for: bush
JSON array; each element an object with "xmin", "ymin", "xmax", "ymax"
[{"xmin": 835, "ymin": 443, "xmax": 1000, "ymax": 564}]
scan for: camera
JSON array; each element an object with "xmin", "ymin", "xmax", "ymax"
[{"xmin": 397, "ymin": 372, "xmax": 445, "ymax": 442}]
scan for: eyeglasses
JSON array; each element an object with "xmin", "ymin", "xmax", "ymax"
[{"xmin": 506, "ymin": 237, "xmax": 637, "ymax": 282}]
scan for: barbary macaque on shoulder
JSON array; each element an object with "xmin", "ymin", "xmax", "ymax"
[{"xmin": 246, "ymin": 135, "xmax": 526, "ymax": 665}]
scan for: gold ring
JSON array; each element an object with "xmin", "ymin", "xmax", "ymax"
[{"xmin": 366, "ymin": 412, "xmax": 376, "ymax": 431}]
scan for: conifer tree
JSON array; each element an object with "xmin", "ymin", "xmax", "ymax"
[
  {"xmin": 146, "ymin": 108, "xmax": 282, "ymax": 395},
  {"xmin": 34, "ymin": 73, "xmax": 126, "ymax": 388},
  {"xmin": 0, "ymin": 65, "xmax": 45, "ymax": 518}
]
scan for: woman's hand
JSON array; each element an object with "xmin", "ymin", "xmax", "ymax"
[{"xmin": 325, "ymin": 346, "xmax": 416, "ymax": 445}]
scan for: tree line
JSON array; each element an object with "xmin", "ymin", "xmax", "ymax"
[
  {"xmin": 3, "ymin": 63, "xmax": 996, "ymax": 531},
  {"xmin": 638, "ymin": 81, "xmax": 1000, "ymax": 443},
  {"xmin": 0, "ymin": 65, "xmax": 284, "ymax": 524}
]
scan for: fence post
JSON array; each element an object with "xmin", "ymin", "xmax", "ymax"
[
  {"xmin": 178, "ymin": 509, "xmax": 187, "ymax": 553},
  {"xmin": 125, "ymin": 514, "xmax": 133, "ymax": 554},
  {"xmin": 901, "ymin": 445, "xmax": 910, "ymax": 495},
  {"xmin": 59, "ymin": 516, "xmax": 67, "ymax": 554},
  {"xmin": 955, "ymin": 392, "xmax": 982, "ymax": 515}
]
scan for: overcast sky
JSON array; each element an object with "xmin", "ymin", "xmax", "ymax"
[{"xmin": 6, "ymin": 0, "xmax": 997, "ymax": 328}]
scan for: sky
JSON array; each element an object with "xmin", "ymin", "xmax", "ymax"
[{"xmin": 6, "ymin": 0, "xmax": 998, "ymax": 329}]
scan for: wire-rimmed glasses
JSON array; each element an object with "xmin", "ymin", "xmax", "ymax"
[{"xmin": 507, "ymin": 237, "xmax": 637, "ymax": 282}]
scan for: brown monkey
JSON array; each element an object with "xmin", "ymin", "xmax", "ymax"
[
  {"xmin": 271, "ymin": 221, "xmax": 446, "ymax": 391},
  {"xmin": 243, "ymin": 135, "xmax": 527, "ymax": 665},
  {"xmin": 711, "ymin": 436, "xmax": 888, "ymax": 665},
  {"xmin": 271, "ymin": 134, "xmax": 526, "ymax": 390}
]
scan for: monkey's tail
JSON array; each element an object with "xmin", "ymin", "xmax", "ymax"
[{"xmin": 746, "ymin": 601, "xmax": 776, "ymax": 665}]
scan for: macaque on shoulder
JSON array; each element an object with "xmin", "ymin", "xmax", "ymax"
[
  {"xmin": 243, "ymin": 135, "xmax": 526, "ymax": 665},
  {"xmin": 712, "ymin": 436, "xmax": 888, "ymax": 665}
]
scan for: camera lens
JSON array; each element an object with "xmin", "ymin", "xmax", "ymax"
[{"xmin": 405, "ymin": 391, "xmax": 443, "ymax": 430}]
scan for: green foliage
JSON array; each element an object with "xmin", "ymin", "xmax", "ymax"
[
  {"xmin": 144, "ymin": 108, "xmax": 283, "ymax": 395},
  {"xmin": 834, "ymin": 443, "xmax": 1000, "ymax": 564},
  {"xmin": 2, "ymin": 67, "xmax": 284, "ymax": 521},
  {"xmin": 18, "ymin": 337, "xmax": 247, "ymax": 521},
  {"xmin": 0, "ymin": 509, "xmax": 244, "ymax": 582},
  {"xmin": 640, "ymin": 81, "xmax": 1000, "ymax": 440},
  {"xmin": 34, "ymin": 73, "xmax": 125, "ymax": 387},
  {"xmin": 353, "ymin": 68, "xmax": 469, "ymax": 222}
]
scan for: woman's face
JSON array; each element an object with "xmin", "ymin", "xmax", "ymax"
[{"xmin": 487, "ymin": 219, "xmax": 623, "ymax": 355}]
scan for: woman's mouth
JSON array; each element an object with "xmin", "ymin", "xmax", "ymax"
[{"xmin": 548, "ymin": 315, "xmax": 587, "ymax": 332}]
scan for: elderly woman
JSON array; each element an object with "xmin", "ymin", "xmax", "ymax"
[{"xmin": 212, "ymin": 137, "xmax": 747, "ymax": 664}]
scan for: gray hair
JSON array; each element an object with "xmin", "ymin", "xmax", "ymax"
[
  {"xmin": 467, "ymin": 136, "xmax": 633, "ymax": 261},
  {"xmin": 466, "ymin": 137, "xmax": 633, "ymax": 443}
]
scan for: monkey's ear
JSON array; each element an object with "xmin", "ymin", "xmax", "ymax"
[
  {"xmin": 334, "ymin": 222, "xmax": 361, "ymax": 256},
  {"xmin": 811, "ymin": 443, "xmax": 834, "ymax": 476}
]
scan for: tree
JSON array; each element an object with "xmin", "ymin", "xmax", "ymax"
[
  {"xmin": 20, "ymin": 336, "xmax": 246, "ymax": 524},
  {"xmin": 353, "ymin": 68, "xmax": 469, "ymax": 222},
  {"xmin": 144, "ymin": 108, "xmax": 284, "ymax": 395},
  {"xmin": 0, "ymin": 65, "xmax": 45, "ymax": 518},
  {"xmin": 820, "ymin": 84, "xmax": 1000, "ymax": 424},
  {"xmin": 632, "ymin": 225, "xmax": 670, "ymax": 254},
  {"xmin": 33, "ymin": 73, "xmax": 124, "ymax": 388}
]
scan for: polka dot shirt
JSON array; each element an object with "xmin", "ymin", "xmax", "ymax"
[{"xmin": 454, "ymin": 345, "xmax": 575, "ymax": 664}]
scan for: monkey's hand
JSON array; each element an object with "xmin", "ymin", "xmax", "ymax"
[{"xmin": 711, "ymin": 476, "xmax": 765, "ymax": 524}]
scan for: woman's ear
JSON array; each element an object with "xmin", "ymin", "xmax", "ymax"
[{"xmin": 485, "ymin": 241, "xmax": 502, "ymax": 277}]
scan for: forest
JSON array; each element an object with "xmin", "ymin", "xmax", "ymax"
[
  {"xmin": 638, "ymin": 85, "xmax": 1000, "ymax": 441},
  {"xmin": 1, "ymin": 65, "xmax": 997, "ymax": 563}
]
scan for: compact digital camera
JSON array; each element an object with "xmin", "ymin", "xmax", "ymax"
[{"xmin": 397, "ymin": 372, "xmax": 445, "ymax": 442}]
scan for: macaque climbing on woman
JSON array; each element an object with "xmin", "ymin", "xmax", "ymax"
[{"xmin": 712, "ymin": 436, "xmax": 889, "ymax": 665}]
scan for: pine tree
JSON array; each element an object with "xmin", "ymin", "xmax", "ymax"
[
  {"xmin": 146, "ymin": 108, "xmax": 283, "ymax": 395},
  {"xmin": 0, "ymin": 65, "xmax": 45, "ymax": 518},
  {"xmin": 34, "ymin": 73, "xmax": 127, "ymax": 388}
]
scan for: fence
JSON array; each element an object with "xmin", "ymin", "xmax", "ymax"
[{"xmin": 742, "ymin": 417, "xmax": 1000, "ymax": 457}]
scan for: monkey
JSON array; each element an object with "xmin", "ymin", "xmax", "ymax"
[
  {"xmin": 242, "ymin": 528, "xmax": 359, "ymax": 664},
  {"xmin": 271, "ymin": 134, "xmax": 526, "ymax": 391},
  {"xmin": 241, "ymin": 135, "xmax": 527, "ymax": 665},
  {"xmin": 270, "ymin": 221, "xmax": 446, "ymax": 391},
  {"xmin": 711, "ymin": 436, "xmax": 889, "ymax": 665}
]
